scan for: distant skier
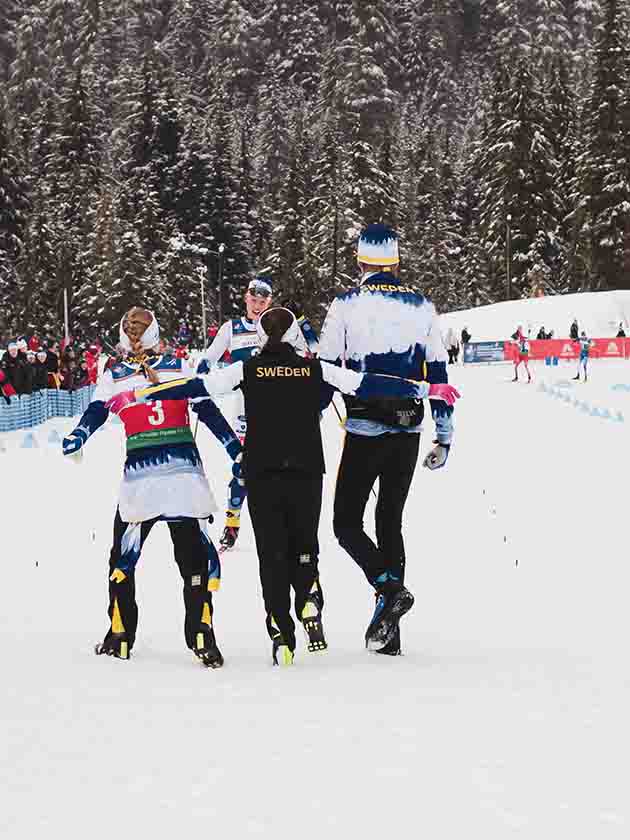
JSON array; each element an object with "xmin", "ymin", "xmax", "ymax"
[
  {"xmin": 105, "ymin": 307, "xmax": 460, "ymax": 666},
  {"xmin": 570, "ymin": 318, "xmax": 579, "ymax": 340},
  {"xmin": 62, "ymin": 307, "xmax": 242, "ymax": 668},
  {"xmin": 444, "ymin": 326, "xmax": 459, "ymax": 364},
  {"xmin": 574, "ymin": 331, "xmax": 592, "ymax": 382},
  {"xmin": 511, "ymin": 327, "xmax": 532, "ymax": 383}
]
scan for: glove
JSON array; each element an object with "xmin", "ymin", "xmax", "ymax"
[
  {"xmin": 105, "ymin": 390, "xmax": 141, "ymax": 415},
  {"xmin": 423, "ymin": 442, "xmax": 450, "ymax": 471},
  {"xmin": 428, "ymin": 383, "xmax": 461, "ymax": 407},
  {"xmin": 62, "ymin": 428, "xmax": 88, "ymax": 458},
  {"xmin": 197, "ymin": 358, "xmax": 210, "ymax": 375}
]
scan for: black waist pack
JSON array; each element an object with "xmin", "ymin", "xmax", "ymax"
[{"xmin": 343, "ymin": 395, "xmax": 424, "ymax": 429}]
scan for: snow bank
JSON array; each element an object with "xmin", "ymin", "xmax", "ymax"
[{"xmin": 441, "ymin": 290, "xmax": 630, "ymax": 342}]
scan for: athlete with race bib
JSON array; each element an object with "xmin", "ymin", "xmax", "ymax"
[
  {"xmin": 62, "ymin": 307, "xmax": 242, "ymax": 668},
  {"xmin": 197, "ymin": 275, "xmax": 307, "ymax": 551}
]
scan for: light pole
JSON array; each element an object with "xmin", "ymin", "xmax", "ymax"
[
  {"xmin": 169, "ymin": 235, "xmax": 226, "ymax": 348},
  {"xmin": 506, "ymin": 214, "xmax": 512, "ymax": 300},
  {"xmin": 217, "ymin": 243, "xmax": 225, "ymax": 326},
  {"xmin": 196, "ymin": 263, "xmax": 208, "ymax": 346}
]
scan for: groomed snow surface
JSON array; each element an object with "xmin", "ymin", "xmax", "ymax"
[{"xmin": 2, "ymin": 358, "xmax": 629, "ymax": 839}]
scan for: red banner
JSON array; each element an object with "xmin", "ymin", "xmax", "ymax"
[{"xmin": 505, "ymin": 338, "xmax": 630, "ymax": 362}]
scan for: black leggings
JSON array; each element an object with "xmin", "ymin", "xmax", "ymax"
[
  {"xmin": 104, "ymin": 509, "xmax": 219, "ymax": 651},
  {"xmin": 333, "ymin": 432, "xmax": 420, "ymax": 586},
  {"xmin": 248, "ymin": 473, "xmax": 323, "ymax": 649}
]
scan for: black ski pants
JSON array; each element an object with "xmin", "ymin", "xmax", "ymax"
[
  {"xmin": 247, "ymin": 473, "xmax": 323, "ymax": 650},
  {"xmin": 103, "ymin": 508, "xmax": 218, "ymax": 652},
  {"xmin": 333, "ymin": 431, "xmax": 420, "ymax": 587}
]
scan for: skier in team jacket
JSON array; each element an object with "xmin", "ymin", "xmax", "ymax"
[
  {"xmin": 104, "ymin": 307, "xmax": 460, "ymax": 666},
  {"xmin": 196, "ymin": 275, "xmax": 309, "ymax": 553},
  {"xmin": 62, "ymin": 307, "xmax": 243, "ymax": 668},
  {"xmin": 317, "ymin": 223, "xmax": 457, "ymax": 656}
]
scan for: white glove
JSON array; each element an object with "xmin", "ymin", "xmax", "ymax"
[{"xmin": 423, "ymin": 443, "xmax": 450, "ymax": 471}]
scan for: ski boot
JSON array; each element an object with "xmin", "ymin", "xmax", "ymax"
[
  {"xmin": 301, "ymin": 595, "xmax": 327, "ymax": 653},
  {"xmin": 219, "ymin": 510, "xmax": 240, "ymax": 553},
  {"xmin": 192, "ymin": 628, "xmax": 224, "ymax": 669},
  {"xmin": 374, "ymin": 626, "xmax": 401, "ymax": 656},
  {"xmin": 365, "ymin": 580, "xmax": 414, "ymax": 652},
  {"xmin": 573, "ymin": 374, "xmax": 580, "ymax": 381},
  {"xmin": 95, "ymin": 632, "xmax": 130, "ymax": 660},
  {"xmin": 270, "ymin": 618, "xmax": 295, "ymax": 666},
  {"xmin": 219, "ymin": 526, "xmax": 239, "ymax": 552},
  {"xmin": 272, "ymin": 636, "xmax": 295, "ymax": 666}
]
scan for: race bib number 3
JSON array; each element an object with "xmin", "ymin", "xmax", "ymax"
[{"xmin": 121, "ymin": 399, "xmax": 189, "ymax": 437}]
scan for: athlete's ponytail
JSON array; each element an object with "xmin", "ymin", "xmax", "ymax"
[{"xmin": 257, "ymin": 307, "xmax": 301, "ymax": 350}]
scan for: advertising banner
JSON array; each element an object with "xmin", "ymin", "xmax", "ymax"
[
  {"xmin": 466, "ymin": 338, "xmax": 630, "ymax": 364},
  {"xmin": 504, "ymin": 338, "xmax": 630, "ymax": 362},
  {"xmin": 463, "ymin": 341, "xmax": 506, "ymax": 364}
]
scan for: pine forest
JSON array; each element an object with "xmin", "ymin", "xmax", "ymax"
[{"xmin": 1, "ymin": 0, "xmax": 630, "ymax": 342}]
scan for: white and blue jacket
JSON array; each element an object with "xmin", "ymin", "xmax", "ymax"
[{"xmin": 318, "ymin": 271, "xmax": 454, "ymax": 444}]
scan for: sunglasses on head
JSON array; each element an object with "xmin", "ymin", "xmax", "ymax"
[{"xmin": 248, "ymin": 284, "xmax": 271, "ymax": 299}]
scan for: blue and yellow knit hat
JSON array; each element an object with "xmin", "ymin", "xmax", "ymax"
[{"xmin": 357, "ymin": 223, "xmax": 399, "ymax": 267}]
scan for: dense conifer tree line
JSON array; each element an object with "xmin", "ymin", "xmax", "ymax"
[{"xmin": 0, "ymin": 0, "xmax": 629, "ymax": 341}]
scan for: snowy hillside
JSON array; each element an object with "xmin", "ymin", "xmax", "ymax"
[
  {"xmin": 441, "ymin": 290, "xmax": 630, "ymax": 342},
  {"xmin": 2, "ymin": 352, "xmax": 630, "ymax": 838}
]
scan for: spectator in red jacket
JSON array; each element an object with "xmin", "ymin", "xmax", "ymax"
[
  {"xmin": 175, "ymin": 341, "xmax": 189, "ymax": 360},
  {"xmin": 85, "ymin": 344, "xmax": 100, "ymax": 384},
  {"xmin": 0, "ymin": 368, "xmax": 16, "ymax": 404},
  {"xmin": 28, "ymin": 334, "xmax": 41, "ymax": 352}
]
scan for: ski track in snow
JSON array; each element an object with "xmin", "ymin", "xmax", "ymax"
[{"xmin": 1, "ymin": 359, "xmax": 629, "ymax": 838}]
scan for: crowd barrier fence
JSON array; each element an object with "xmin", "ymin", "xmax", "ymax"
[{"xmin": 0, "ymin": 386, "xmax": 96, "ymax": 433}]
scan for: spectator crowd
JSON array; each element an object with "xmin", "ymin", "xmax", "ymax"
[{"xmin": 0, "ymin": 333, "xmax": 101, "ymax": 404}]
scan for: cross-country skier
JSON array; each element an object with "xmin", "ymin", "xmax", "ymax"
[
  {"xmin": 105, "ymin": 307, "xmax": 460, "ymax": 666},
  {"xmin": 511, "ymin": 327, "xmax": 532, "ymax": 383},
  {"xmin": 196, "ymin": 275, "xmax": 307, "ymax": 552},
  {"xmin": 317, "ymin": 223, "xmax": 458, "ymax": 657},
  {"xmin": 574, "ymin": 331, "xmax": 592, "ymax": 382},
  {"xmin": 62, "ymin": 307, "xmax": 242, "ymax": 668}
]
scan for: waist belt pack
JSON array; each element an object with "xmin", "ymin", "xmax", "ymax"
[{"xmin": 343, "ymin": 395, "xmax": 424, "ymax": 429}]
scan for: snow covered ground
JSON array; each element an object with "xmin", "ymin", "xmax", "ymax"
[{"xmin": 2, "ymin": 356, "xmax": 630, "ymax": 839}]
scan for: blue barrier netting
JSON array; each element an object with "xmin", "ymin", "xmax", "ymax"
[{"xmin": 0, "ymin": 386, "xmax": 96, "ymax": 433}]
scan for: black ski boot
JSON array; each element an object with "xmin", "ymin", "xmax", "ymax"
[
  {"xmin": 192, "ymin": 628, "xmax": 224, "ymax": 669},
  {"xmin": 219, "ymin": 524, "xmax": 239, "ymax": 553},
  {"xmin": 365, "ymin": 581, "xmax": 414, "ymax": 652},
  {"xmin": 374, "ymin": 626, "xmax": 401, "ymax": 656},
  {"xmin": 301, "ymin": 596, "xmax": 327, "ymax": 653},
  {"xmin": 272, "ymin": 636, "xmax": 295, "ymax": 666},
  {"xmin": 95, "ymin": 632, "xmax": 130, "ymax": 660}
]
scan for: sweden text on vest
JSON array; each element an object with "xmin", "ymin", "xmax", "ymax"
[{"xmin": 256, "ymin": 367, "xmax": 312, "ymax": 378}]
